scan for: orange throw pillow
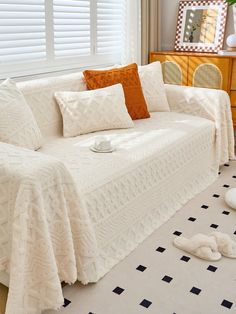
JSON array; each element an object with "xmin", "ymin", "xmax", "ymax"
[{"xmin": 83, "ymin": 63, "xmax": 150, "ymax": 120}]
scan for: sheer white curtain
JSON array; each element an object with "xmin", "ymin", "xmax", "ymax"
[
  {"xmin": 121, "ymin": 0, "xmax": 141, "ymax": 64},
  {"xmin": 121, "ymin": 0, "xmax": 161, "ymax": 65},
  {"xmin": 234, "ymin": 5, "xmax": 236, "ymax": 33}
]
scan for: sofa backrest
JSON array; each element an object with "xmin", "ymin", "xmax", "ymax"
[{"xmin": 17, "ymin": 72, "xmax": 87, "ymax": 138}]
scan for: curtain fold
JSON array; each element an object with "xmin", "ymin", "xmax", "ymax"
[
  {"xmin": 122, "ymin": 0, "xmax": 141, "ymax": 65},
  {"xmin": 141, "ymin": 0, "xmax": 161, "ymax": 65}
]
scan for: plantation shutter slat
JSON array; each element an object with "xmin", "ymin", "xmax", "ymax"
[
  {"xmin": 53, "ymin": 0, "xmax": 91, "ymax": 58},
  {"xmin": 0, "ymin": 1, "xmax": 46, "ymax": 64},
  {"xmin": 96, "ymin": 0, "xmax": 125, "ymax": 55}
]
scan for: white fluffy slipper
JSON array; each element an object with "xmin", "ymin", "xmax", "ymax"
[
  {"xmin": 173, "ymin": 233, "xmax": 222, "ymax": 261},
  {"xmin": 210, "ymin": 232, "xmax": 236, "ymax": 258}
]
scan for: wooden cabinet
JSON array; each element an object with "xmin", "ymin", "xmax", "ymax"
[
  {"xmin": 150, "ymin": 51, "xmax": 236, "ymax": 127},
  {"xmin": 231, "ymin": 60, "xmax": 236, "ymax": 90}
]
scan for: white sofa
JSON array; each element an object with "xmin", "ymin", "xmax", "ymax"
[{"xmin": 0, "ymin": 71, "xmax": 234, "ymax": 314}]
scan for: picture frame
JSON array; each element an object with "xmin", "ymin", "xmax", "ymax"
[{"xmin": 174, "ymin": 0, "xmax": 228, "ymax": 53}]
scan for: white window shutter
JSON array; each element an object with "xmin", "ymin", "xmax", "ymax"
[
  {"xmin": 96, "ymin": 0, "xmax": 125, "ymax": 55},
  {"xmin": 53, "ymin": 0, "xmax": 91, "ymax": 58},
  {"xmin": 0, "ymin": 0, "xmax": 46, "ymax": 64},
  {"xmin": 0, "ymin": 0, "xmax": 132, "ymax": 78}
]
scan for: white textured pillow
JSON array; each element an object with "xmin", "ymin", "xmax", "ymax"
[
  {"xmin": 0, "ymin": 79, "xmax": 42, "ymax": 150},
  {"xmin": 139, "ymin": 61, "xmax": 170, "ymax": 112},
  {"xmin": 55, "ymin": 84, "xmax": 134, "ymax": 137}
]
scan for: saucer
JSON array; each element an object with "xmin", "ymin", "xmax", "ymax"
[{"xmin": 90, "ymin": 145, "xmax": 115, "ymax": 153}]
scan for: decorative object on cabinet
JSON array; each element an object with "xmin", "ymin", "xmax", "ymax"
[
  {"xmin": 150, "ymin": 51, "xmax": 236, "ymax": 127},
  {"xmin": 175, "ymin": 0, "xmax": 228, "ymax": 53},
  {"xmin": 227, "ymin": 34, "xmax": 236, "ymax": 51}
]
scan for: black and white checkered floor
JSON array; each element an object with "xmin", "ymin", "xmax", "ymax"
[{"xmin": 45, "ymin": 162, "xmax": 236, "ymax": 314}]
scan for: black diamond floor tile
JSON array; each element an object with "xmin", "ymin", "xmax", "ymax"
[
  {"xmin": 213, "ymin": 194, "xmax": 220, "ymax": 198},
  {"xmin": 180, "ymin": 255, "xmax": 191, "ymax": 262},
  {"xmin": 162, "ymin": 275, "xmax": 173, "ymax": 283},
  {"xmin": 173, "ymin": 231, "xmax": 182, "ymax": 236},
  {"xmin": 188, "ymin": 217, "xmax": 196, "ymax": 222},
  {"xmin": 201, "ymin": 205, "xmax": 209, "ymax": 209},
  {"xmin": 63, "ymin": 298, "xmax": 71, "ymax": 307},
  {"xmin": 221, "ymin": 299, "xmax": 233, "ymax": 309},
  {"xmin": 136, "ymin": 265, "xmax": 147, "ymax": 272},
  {"xmin": 224, "ymin": 164, "xmax": 230, "ymax": 167},
  {"xmin": 190, "ymin": 287, "xmax": 201, "ymax": 295},
  {"xmin": 207, "ymin": 265, "xmax": 217, "ymax": 272},
  {"xmin": 156, "ymin": 246, "xmax": 166, "ymax": 253},
  {"xmin": 233, "ymin": 175, "xmax": 236, "ymax": 179},
  {"xmin": 140, "ymin": 299, "xmax": 152, "ymax": 308},
  {"xmin": 222, "ymin": 211, "xmax": 230, "ymax": 215},
  {"xmin": 210, "ymin": 224, "xmax": 219, "ymax": 229},
  {"xmin": 223, "ymin": 184, "xmax": 230, "ymax": 188},
  {"xmin": 113, "ymin": 287, "xmax": 124, "ymax": 295}
]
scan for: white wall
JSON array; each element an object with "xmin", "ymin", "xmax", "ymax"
[{"xmin": 161, "ymin": 0, "xmax": 235, "ymax": 51}]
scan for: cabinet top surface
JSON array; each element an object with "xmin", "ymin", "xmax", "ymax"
[{"xmin": 150, "ymin": 50, "xmax": 236, "ymax": 58}]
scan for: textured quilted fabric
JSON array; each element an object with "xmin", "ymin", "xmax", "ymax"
[
  {"xmin": 165, "ymin": 84, "xmax": 235, "ymax": 165},
  {"xmin": 0, "ymin": 79, "xmax": 42, "ymax": 150},
  {"xmin": 55, "ymin": 84, "xmax": 134, "ymax": 137},
  {"xmin": 0, "ymin": 143, "xmax": 99, "ymax": 314},
  {"xmin": 39, "ymin": 112, "xmax": 218, "ymax": 291},
  {"xmin": 139, "ymin": 61, "xmax": 170, "ymax": 112},
  {"xmin": 17, "ymin": 72, "xmax": 87, "ymax": 138},
  {"xmin": 83, "ymin": 63, "xmax": 150, "ymax": 120},
  {"xmin": 0, "ymin": 74, "xmax": 234, "ymax": 314}
]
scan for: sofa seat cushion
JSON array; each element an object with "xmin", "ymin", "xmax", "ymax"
[
  {"xmin": 40, "ymin": 111, "xmax": 217, "ymax": 278},
  {"xmin": 40, "ymin": 112, "xmax": 215, "ymax": 195}
]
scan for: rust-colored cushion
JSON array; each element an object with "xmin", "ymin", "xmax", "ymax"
[{"xmin": 83, "ymin": 63, "xmax": 150, "ymax": 120}]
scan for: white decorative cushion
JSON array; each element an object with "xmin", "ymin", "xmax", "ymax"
[
  {"xmin": 55, "ymin": 84, "xmax": 134, "ymax": 137},
  {"xmin": 225, "ymin": 188, "xmax": 236, "ymax": 210},
  {"xmin": 0, "ymin": 79, "xmax": 42, "ymax": 150},
  {"xmin": 139, "ymin": 61, "xmax": 170, "ymax": 112}
]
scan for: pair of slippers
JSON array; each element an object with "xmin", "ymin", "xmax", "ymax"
[{"xmin": 173, "ymin": 232, "xmax": 236, "ymax": 261}]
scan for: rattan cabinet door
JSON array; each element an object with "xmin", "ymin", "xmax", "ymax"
[
  {"xmin": 150, "ymin": 54, "xmax": 188, "ymax": 86},
  {"xmin": 188, "ymin": 57, "xmax": 230, "ymax": 92}
]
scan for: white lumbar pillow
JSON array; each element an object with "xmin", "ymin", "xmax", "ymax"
[
  {"xmin": 225, "ymin": 188, "xmax": 236, "ymax": 210},
  {"xmin": 55, "ymin": 84, "xmax": 134, "ymax": 137},
  {"xmin": 138, "ymin": 61, "xmax": 170, "ymax": 112},
  {"xmin": 0, "ymin": 79, "xmax": 42, "ymax": 150}
]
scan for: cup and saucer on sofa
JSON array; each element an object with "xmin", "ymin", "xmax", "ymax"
[{"xmin": 90, "ymin": 136, "xmax": 115, "ymax": 153}]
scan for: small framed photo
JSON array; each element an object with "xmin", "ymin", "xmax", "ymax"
[{"xmin": 175, "ymin": 0, "xmax": 228, "ymax": 53}]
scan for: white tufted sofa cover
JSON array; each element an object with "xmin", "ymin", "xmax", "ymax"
[{"xmin": 0, "ymin": 71, "xmax": 234, "ymax": 314}]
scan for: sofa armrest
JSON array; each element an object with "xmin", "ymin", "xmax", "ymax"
[
  {"xmin": 165, "ymin": 84, "xmax": 235, "ymax": 164},
  {"xmin": 0, "ymin": 142, "xmax": 95, "ymax": 313}
]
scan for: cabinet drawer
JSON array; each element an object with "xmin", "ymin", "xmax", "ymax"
[
  {"xmin": 231, "ymin": 60, "xmax": 236, "ymax": 90},
  {"xmin": 231, "ymin": 91, "xmax": 236, "ymax": 106}
]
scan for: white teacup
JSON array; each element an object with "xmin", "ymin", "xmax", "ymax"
[{"xmin": 94, "ymin": 136, "xmax": 112, "ymax": 151}]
